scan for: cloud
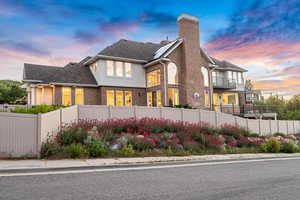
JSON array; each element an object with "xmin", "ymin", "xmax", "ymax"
[
  {"xmin": 73, "ymin": 30, "xmax": 103, "ymax": 44},
  {"xmin": 139, "ymin": 11, "xmax": 177, "ymax": 27},
  {"xmin": 0, "ymin": 40, "xmax": 50, "ymax": 57},
  {"xmin": 205, "ymin": 0, "xmax": 300, "ymax": 96}
]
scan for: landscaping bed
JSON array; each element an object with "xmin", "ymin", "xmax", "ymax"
[{"xmin": 41, "ymin": 118, "xmax": 300, "ymax": 159}]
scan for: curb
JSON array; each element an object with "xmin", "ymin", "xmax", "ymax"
[{"xmin": 1, "ymin": 153, "xmax": 300, "ymax": 174}]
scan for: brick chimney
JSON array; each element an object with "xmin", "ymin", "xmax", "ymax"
[{"xmin": 177, "ymin": 14, "xmax": 204, "ymax": 108}]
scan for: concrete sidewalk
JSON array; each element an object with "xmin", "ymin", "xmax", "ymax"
[{"xmin": 1, "ymin": 153, "xmax": 300, "ymax": 172}]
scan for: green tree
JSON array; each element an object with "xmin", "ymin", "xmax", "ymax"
[{"xmin": 0, "ymin": 80, "xmax": 27, "ymax": 104}]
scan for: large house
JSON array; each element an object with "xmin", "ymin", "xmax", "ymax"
[{"xmin": 22, "ymin": 14, "xmax": 248, "ymax": 113}]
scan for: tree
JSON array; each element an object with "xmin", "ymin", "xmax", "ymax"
[{"xmin": 0, "ymin": 80, "xmax": 27, "ymax": 104}]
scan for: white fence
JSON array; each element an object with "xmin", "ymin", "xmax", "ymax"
[{"xmin": 1, "ymin": 105, "xmax": 300, "ymax": 158}]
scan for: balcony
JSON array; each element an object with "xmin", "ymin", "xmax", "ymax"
[{"xmin": 212, "ymin": 76, "xmax": 236, "ymax": 89}]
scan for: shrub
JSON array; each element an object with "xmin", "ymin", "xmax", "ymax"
[
  {"xmin": 191, "ymin": 133, "xmax": 208, "ymax": 146},
  {"xmin": 219, "ymin": 124, "xmax": 250, "ymax": 139},
  {"xmin": 40, "ymin": 141, "xmax": 62, "ymax": 159},
  {"xmin": 281, "ymin": 140, "xmax": 299, "ymax": 153},
  {"xmin": 262, "ymin": 137, "xmax": 281, "ymax": 153},
  {"xmin": 115, "ymin": 144, "xmax": 135, "ymax": 157},
  {"xmin": 11, "ymin": 105, "xmax": 62, "ymax": 114},
  {"xmin": 65, "ymin": 144, "xmax": 88, "ymax": 158},
  {"xmin": 85, "ymin": 139, "xmax": 108, "ymax": 157},
  {"xmin": 58, "ymin": 128, "xmax": 87, "ymax": 145}
]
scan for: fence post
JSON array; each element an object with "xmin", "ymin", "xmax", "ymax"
[
  {"xmin": 269, "ymin": 120, "xmax": 272, "ymax": 135},
  {"xmin": 234, "ymin": 116, "xmax": 238, "ymax": 127},
  {"xmin": 258, "ymin": 119, "xmax": 261, "ymax": 136},
  {"xmin": 277, "ymin": 119, "xmax": 279, "ymax": 133},
  {"xmin": 286, "ymin": 121, "xmax": 289, "ymax": 135},
  {"xmin": 293, "ymin": 121, "xmax": 296, "ymax": 134},
  {"xmin": 59, "ymin": 108, "xmax": 63, "ymax": 131},
  {"xmin": 108, "ymin": 106, "xmax": 112, "ymax": 119},
  {"xmin": 36, "ymin": 113, "xmax": 42, "ymax": 158},
  {"xmin": 181, "ymin": 108, "xmax": 184, "ymax": 121},
  {"xmin": 77, "ymin": 105, "xmax": 80, "ymax": 123},
  {"xmin": 215, "ymin": 111, "xmax": 218, "ymax": 128},
  {"xmin": 133, "ymin": 106, "xmax": 137, "ymax": 119},
  {"xmin": 246, "ymin": 118, "xmax": 250, "ymax": 131},
  {"xmin": 198, "ymin": 109, "xmax": 202, "ymax": 123},
  {"xmin": 160, "ymin": 107, "xmax": 163, "ymax": 119}
]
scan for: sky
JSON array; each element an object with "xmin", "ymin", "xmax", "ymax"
[{"xmin": 0, "ymin": 0, "xmax": 299, "ymax": 98}]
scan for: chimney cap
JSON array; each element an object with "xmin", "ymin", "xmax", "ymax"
[{"xmin": 177, "ymin": 14, "xmax": 199, "ymax": 22}]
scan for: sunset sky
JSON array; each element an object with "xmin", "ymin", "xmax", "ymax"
[{"xmin": 0, "ymin": 0, "xmax": 299, "ymax": 98}]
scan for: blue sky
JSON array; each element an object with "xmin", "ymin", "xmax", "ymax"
[{"xmin": 0, "ymin": 0, "xmax": 299, "ymax": 97}]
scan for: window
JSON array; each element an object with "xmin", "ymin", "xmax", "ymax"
[
  {"xmin": 168, "ymin": 88, "xmax": 179, "ymax": 106},
  {"xmin": 147, "ymin": 92, "xmax": 153, "ymax": 106},
  {"xmin": 167, "ymin": 62, "xmax": 178, "ymax": 84},
  {"xmin": 116, "ymin": 90, "xmax": 123, "ymax": 106},
  {"xmin": 157, "ymin": 90, "xmax": 162, "ymax": 107},
  {"xmin": 116, "ymin": 61, "xmax": 123, "ymax": 77},
  {"xmin": 106, "ymin": 90, "xmax": 115, "ymax": 106},
  {"xmin": 204, "ymin": 91, "xmax": 210, "ymax": 107},
  {"xmin": 125, "ymin": 63, "xmax": 132, "ymax": 77},
  {"xmin": 228, "ymin": 71, "xmax": 233, "ymax": 82},
  {"xmin": 90, "ymin": 62, "xmax": 98, "ymax": 71},
  {"xmin": 62, "ymin": 87, "xmax": 71, "ymax": 106},
  {"xmin": 147, "ymin": 69, "xmax": 160, "ymax": 87},
  {"xmin": 125, "ymin": 91, "xmax": 132, "ymax": 106},
  {"xmin": 233, "ymin": 71, "xmax": 237, "ymax": 82},
  {"xmin": 222, "ymin": 93, "xmax": 239, "ymax": 105},
  {"xmin": 201, "ymin": 67, "xmax": 209, "ymax": 87},
  {"xmin": 75, "ymin": 88, "xmax": 84, "ymax": 105},
  {"xmin": 238, "ymin": 72, "xmax": 243, "ymax": 84},
  {"xmin": 107, "ymin": 60, "xmax": 114, "ymax": 76}
]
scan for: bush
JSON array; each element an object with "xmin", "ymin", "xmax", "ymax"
[
  {"xmin": 58, "ymin": 129, "xmax": 87, "ymax": 145},
  {"xmin": 40, "ymin": 141, "xmax": 62, "ymax": 159},
  {"xmin": 65, "ymin": 144, "xmax": 87, "ymax": 158},
  {"xmin": 11, "ymin": 105, "xmax": 62, "ymax": 114},
  {"xmin": 219, "ymin": 124, "xmax": 250, "ymax": 139},
  {"xmin": 281, "ymin": 141, "xmax": 299, "ymax": 153},
  {"xmin": 115, "ymin": 144, "xmax": 135, "ymax": 157},
  {"xmin": 261, "ymin": 137, "xmax": 281, "ymax": 153},
  {"xmin": 85, "ymin": 139, "xmax": 108, "ymax": 157}
]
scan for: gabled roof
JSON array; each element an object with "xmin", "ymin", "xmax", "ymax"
[
  {"xmin": 23, "ymin": 63, "xmax": 97, "ymax": 85},
  {"xmin": 98, "ymin": 39, "xmax": 165, "ymax": 61},
  {"xmin": 211, "ymin": 57, "xmax": 248, "ymax": 72}
]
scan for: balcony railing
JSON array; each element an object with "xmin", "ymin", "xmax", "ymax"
[{"xmin": 212, "ymin": 76, "xmax": 236, "ymax": 89}]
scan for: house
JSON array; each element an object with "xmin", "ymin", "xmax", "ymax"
[{"xmin": 22, "ymin": 14, "xmax": 249, "ymax": 113}]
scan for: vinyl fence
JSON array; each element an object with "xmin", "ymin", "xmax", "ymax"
[{"xmin": 1, "ymin": 105, "xmax": 300, "ymax": 158}]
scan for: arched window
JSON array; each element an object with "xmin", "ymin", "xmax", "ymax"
[
  {"xmin": 201, "ymin": 67, "xmax": 209, "ymax": 87},
  {"xmin": 167, "ymin": 62, "xmax": 178, "ymax": 84}
]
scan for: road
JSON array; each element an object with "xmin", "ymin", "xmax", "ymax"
[{"xmin": 1, "ymin": 158, "xmax": 300, "ymax": 200}]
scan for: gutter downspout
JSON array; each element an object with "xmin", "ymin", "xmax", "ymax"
[
  {"xmin": 208, "ymin": 64, "xmax": 216, "ymax": 111},
  {"xmin": 159, "ymin": 60, "xmax": 168, "ymax": 106}
]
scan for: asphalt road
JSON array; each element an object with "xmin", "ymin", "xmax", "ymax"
[{"xmin": 1, "ymin": 158, "xmax": 300, "ymax": 200}]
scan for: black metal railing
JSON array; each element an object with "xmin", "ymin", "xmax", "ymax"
[
  {"xmin": 213, "ymin": 104, "xmax": 278, "ymax": 116},
  {"xmin": 212, "ymin": 76, "xmax": 236, "ymax": 89}
]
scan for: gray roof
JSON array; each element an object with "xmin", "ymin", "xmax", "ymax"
[
  {"xmin": 211, "ymin": 57, "xmax": 247, "ymax": 72},
  {"xmin": 23, "ymin": 62, "xmax": 97, "ymax": 85},
  {"xmin": 98, "ymin": 39, "xmax": 165, "ymax": 61}
]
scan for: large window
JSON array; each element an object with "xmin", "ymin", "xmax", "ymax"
[
  {"xmin": 213, "ymin": 93, "xmax": 239, "ymax": 105},
  {"xmin": 107, "ymin": 60, "xmax": 114, "ymax": 76},
  {"xmin": 237, "ymin": 72, "xmax": 243, "ymax": 84},
  {"xmin": 167, "ymin": 62, "xmax": 178, "ymax": 84},
  {"xmin": 107, "ymin": 90, "xmax": 132, "ymax": 106},
  {"xmin": 201, "ymin": 67, "xmax": 209, "ymax": 87},
  {"xmin": 116, "ymin": 90, "xmax": 123, "ymax": 106},
  {"xmin": 168, "ymin": 88, "xmax": 179, "ymax": 106},
  {"xmin": 147, "ymin": 92, "xmax": 153, "ymax": 107},
  {"xmin": 106, "ymin": 60, "xmax": 132, "ymax": 77},
  {"xmin": 147, "ymin": 69, "xmax": 160, "ymax": 87},
  {"xmin": 115, "ymin": 61, "xmax": 123, "ymax": 77},
  {"xmin": 157, "ymin": 90, "xmax": 162, "ymax": 107},
  {"xmin": 125, "ymin": 91, "xmax": 132, "ymax": 106},
  {"xmin": 106, "ymin": 90, "xmax": 115, "ymax": 106},
  {"xmin": 90, "ymin": 62, "xmax": 99, "ymax": 72},
  {"xmin": 125, "ymin": 63, "xmax": 132, "ymax": 77},
  {"xmin": 75, "ymin": 88, "xmax": 84, "ymax": 105},
  {"xmin": 204, "ymin": 91, "xmax": 210, "ymax": 107},
  {"xmin": 62, "ymin": 87, "xmax": 71, "ymax": 106}
]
